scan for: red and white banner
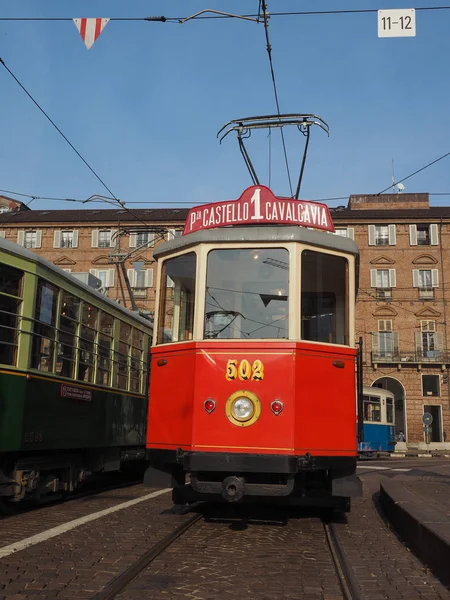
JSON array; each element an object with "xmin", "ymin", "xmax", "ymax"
[
  {"xmin": 183, "ymin": 186, "xmax": 335, "ymax": 235},
  {"xmin": 73, "ymin": 18, "xmax": 109, "ymax": 50}
]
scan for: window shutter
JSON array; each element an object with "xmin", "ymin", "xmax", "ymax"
[
  {"xmin": 0, "ymin": 231, "xmax": 5, "ymax": 239},
  {"xmin": 145, "ymin": 269, "xmax": 153, "ymax": 288},
  {"xmin": 129, "ymin": 233, "xmax": 137, "ymax": 248},
  {"xmin": 149, "ymin": 233, "xmax": 156, "ymax": 247},
  {"xmin": 412, "ymin": 269, "xmax": 420, "ymax": 288},
  {"xmin": 415, "ymin": 332, "xmax": 423, "ymax": 354},
  {"xmin": 370, "ymin": 269, "xmax": 378, "ymax": 288},
  {"xmin": 368, "ymin": 225, "xmax": 375, "ymax": 246},
  {"xmin": 167, "ymin": 228, "xmax": 175, "ymax": 240},
  {"xmin": 53, "ymin": 230, "xmax": 61, "ymax": 248},
  {"xmin": 432, "ymin": 269, "xmax": 439, "ymax": 287},
  {"xmin": 110, "ymin": 229, "xmax": 118, "ymax": 247},
  {"xmin": 92, "ymin": 230, "xmax": 99, "ymax": 248},
  {"xmin": 72, "ymin": 230, "xmax": 79, "ymax": 248},
  {"xmin": 388, "ymin": 224, "xmax": 396, "ymax": 245},
  {"xmin": 17, "ymin": 231, "xmax": 24, "ymax": 246},
  {"xmin": 393, "ymin": 332, "xmax": 400, "ymax": 355},
  {"xmin": 409, "ymin": 224, "xmax": 418, "ymax": 245},
  {"xmin": 346, "ymin": 228, "xmax": 354, "ymax": 240},
  {"xmin": 430, "ymin": 224, "xmax": 438, "ymax": 246},
  {"xmin": 372, "ymin": 332, "xmax": 380, "ymax": 354},
  {"xmin": 389, "ymin": 269, "xmax": 396, "ymax": 288},
  {"xmin": 35, "ymin": 231, "xmax": 42, "ymax": 248},
  {"xmin": 107, "ymin": 269, "xmax": 115, "ymax": 288},
  {"xmin": 127, "ymin": 268, "xmax": 136, "ymax": 287}
]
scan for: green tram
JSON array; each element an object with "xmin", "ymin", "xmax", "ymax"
[{"xmin": 0, "ymin": 238, "xmax": 152, "ymax": 503}]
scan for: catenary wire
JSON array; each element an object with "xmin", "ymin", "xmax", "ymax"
[
  {"xmin": 260, "ymin": 1, "xmax": 293, "ymax": 197},
  {"xmin": 378, "ymin": 150, "xmax": 450, "ymax": 195},
  {"xmin": 0, "ymin": 57, "xmax": 119, "ymax": 202},
  {"xmin": 2, "ymin": 7, "xmax": 450, "ymax": 21}
]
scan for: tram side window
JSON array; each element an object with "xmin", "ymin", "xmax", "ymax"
[
  {"xmin": 130, "ymin": 329, "xmax": 145, "ymax": 393},
  {"xmin": 77, "ymin": 303, "xmax": 98, "ymax": 383},
  {"xmin": 157, "ymin": 253, "xmax": 196, "ymax": 344},
  {"xmin": 114, "ymin": 321, "xmax": 131, "ymax": 390},
  {"xmin": 204, "ymin": 248, "xmax": 289, "ymax": 340},
  {"xmin": 56, "ymin": 292, "xmax": 80, "ymax": 379},
  {"xmin": 363, "ymin": 395, "xmax": 382, "ymax": 422},
  {"xmin": 97, "ymin": 312, "xmax": 114, "ymax": 386},
  {"xmin": 301, "ymin": 251, "xmax": 348, "ymax": 345},
  {"xmin": 386, "ymin": 396, "xmax": 394, "ymax": 424},
  {"xmin": 32, "ymin": 280, "xmax": 58, "ymax": 372},
  {"xmin": 0, "ymin": 265, "xmax": 23, "ymax": 366}
]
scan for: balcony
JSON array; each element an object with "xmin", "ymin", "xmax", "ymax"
[{"xmin": 372, "ymin": 351, "xmax": 450, "ymax": 365}]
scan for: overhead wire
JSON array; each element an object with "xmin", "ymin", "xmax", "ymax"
[
  {"xmin": 378, "ymin": 150, "xmax": 450, "ymax": 195},
  {"xmin": 260, "ymin": 1, "xmax": 293, "ymax": 197}
]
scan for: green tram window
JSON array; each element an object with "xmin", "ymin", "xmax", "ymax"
[
  {"xmin": 157, "ymin": 252, "xmax": 197, "ymax": 344},
  {"xmin": 301, "ymin": 250, "xmax": 348, "ymax": 345},
  {"xmin": 56, "ymin": 292, "xmax": 80, "ymax": 379},
  {"xmin": 31, "ymin": 279, "xmax": 59, "ymax": 372},
  {"xmin": 97, "ymin": 312, "xmax": 114, "ymax": 386},
  {"xmin": 130, "ymin": 329, "xmax": 144, "ymax": 393},
  {"xmin": 114, "ymin": 321, "xmax": 131, "ymax": 390},
  {"xmin": 204, "ymin": 248, "xmax": 289, "ymax": 340},
  {"xmin": 0, "ymin": 265, "xmax": 23, "ymax": 366},
  {"xmin": 77, "ymin": 303, "xmax": 98, "ymax": 383}
]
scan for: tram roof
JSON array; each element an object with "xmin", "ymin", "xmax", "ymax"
[
  {"xmin": 153, "ymin": 225, "xmax": 359, "ymax": 260},
  {"xmin": 363, "ymin": 386, "xmax": 395, "ymax": 399},
  {"xmin": 0, "ymin": 237, "xmax": 153, "ymax": 329}
]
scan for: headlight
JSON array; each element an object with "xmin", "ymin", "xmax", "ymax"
[
  {"xmin": 232, "ymin": 397, "xmax": 254, "ymax": 421},
  {"xmin": 226, "ymin": 390, "xmax": 261, "ymax": 427}
]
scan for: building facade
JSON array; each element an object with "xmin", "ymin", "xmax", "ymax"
[{"xmin": 1, "ymin": 192, "xmax": 449, "ymax": 449}]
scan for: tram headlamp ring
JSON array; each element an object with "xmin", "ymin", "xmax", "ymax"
[{"xmin": 225, "ymin": 390, "xmax": 261, "ymax": 427}]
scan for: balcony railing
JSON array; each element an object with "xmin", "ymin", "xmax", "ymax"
[{"xmin": 372, "ymin": 351, "xmax": 450, "ymax": 364}]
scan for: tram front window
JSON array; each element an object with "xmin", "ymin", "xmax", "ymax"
[
  {"xmin": 364, "ymin": 395, "xmax": 382, "ymax": 422},
  {"xmin": 204, "ymin": 248, "xmax": 289, "ymax": 339},
  {"xmin": 157, "ymin": 252, "xmax": 196, "ymax": 344},
  {"xmin": 301, "ymin": 250, "xmax": 348, "ymax": 345}
]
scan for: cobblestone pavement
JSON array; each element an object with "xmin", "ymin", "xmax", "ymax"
[
  {"xmin": 0, "ymin": 487, "xmax": 197, "ymax": 599},
  {"xmin": 116, "ymin": 510, "xmax": 343, "ymax": 600},
  {"xmin": 1, "ymin": 460, "xmax": 449, "ymax": 600},
  {"xmin": 0, "ymin": 483, "xmax": 163, "ymax": 548}
]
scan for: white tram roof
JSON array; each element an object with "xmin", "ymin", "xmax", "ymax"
[
  {"xmin": 0, "ymin": 237, "xmax": 152, "ymax": 329},
  {"xmin": 363, "ymin": 386, "xmax": 395, "ymax": 400},
  {"xmin": 153, "ymin": 225, "xmax": 359, "ymax": 261}
]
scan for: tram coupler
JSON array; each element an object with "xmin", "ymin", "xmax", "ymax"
[{"xmin": 221, "ymin": 476, "xmax": 245, "ymax": 502}]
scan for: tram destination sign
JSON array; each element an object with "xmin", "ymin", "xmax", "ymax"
[{"xmin": 183, "ymin": 185, "xmax": 335, "ymax": 235}]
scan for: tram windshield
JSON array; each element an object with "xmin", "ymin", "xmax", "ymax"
[{"xmin": 204, "ymin": 248, "xmax": 289, "ymax": 339}]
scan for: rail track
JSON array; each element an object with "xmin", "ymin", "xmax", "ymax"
[{"xmin": 90, "ymin": 505, "xmax": 364, "ymax": 600}]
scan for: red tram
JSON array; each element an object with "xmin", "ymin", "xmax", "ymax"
[{"xmin": 145, "ymin": 185, "xmax": 361, "ymax": 511}]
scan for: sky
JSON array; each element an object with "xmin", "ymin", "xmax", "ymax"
[{"xmin": 1, "ymin": 1, "xmax": 450, "ymax": 211}]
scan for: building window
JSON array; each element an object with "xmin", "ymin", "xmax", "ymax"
[
  {"xmin": 409, "ymin": 224, "xmax": 438, "ymax": 246},
  {"xmin": 61, "ymin": 231, "xmax": 74, "ymax": 248},
  {"xmin": 98, "ymin": 231, "xmax": 111, "ymax": 248},
  {"xmin": 413, "ymin": 269, "xmax": 438, "ymax": 299},
  {"xmin": 90, "ymin": 268, "xmax": 115, "ymax": 289},
  {"xmin": 54, "ymin": 230, "xmax": 79, "ymax": 249},
  {"xmin": 415, "ymin": 321, "xmax": 442, "ymax": 361},
  {"xmin": 370, "ymin": 268, "xmax": 396, "ymax": 298},
  {"xmin": 167, "ymin": 228, "xmax": 183, "ymax": 240},
  {"xmin": 368, "ymin": 224, "xmax": 396, "ymax": 246},
  {"xmin": 422, "ymin": 375, "xmax": 440, "ymax": 397},
  {"xmin": 372, "ymin": 320, "xmax": 399, "ymax": 361},
  {"xmin": 129, "ymin": 231, "xmax": 156, "ymax": 248},
  {"xmin": 18, "ymin": 230, "xmax": 42, "ymax": 249},
  {"xmin": 92, "ymin": 229, "xmax": 116, "ymax": 248}
]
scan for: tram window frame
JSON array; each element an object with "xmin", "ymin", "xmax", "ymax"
[
  {"xmin": 363, "ymin": 395, "xmax": 382, "ymax": 422},
  {"xmin": 386, "ymin": 396, "xmax": 395, "ymax": 424},
  {"xmin": 114, "ymin": 321, "xmax": 132, "ymax": 390},
  {"xmin": 301, "ymin": 250, "xmax": 349, "ymax": 346},
  {"xmin": 157, "ymin": 252, "xmax": 197, "ymax": 344},
  {"xmin": 31, "ymin": 279, "xmax": 59, "ymax": 372},
  {"xmin": 0, "ymin": 265, "xmax": 24, "ymax": 367},
  {"xmin": 130, "ymin": 329, "xmax": 144, "ymax": 393},
  {"xmin": 76, "ymin": 302, "xmax": 98, "ymax": 383},
  {"xmin": 97, "ymin": 312, "xmax": 114, "ymax": 386},
  {"xmin": 56, "ymin": 291, "xmax": 80, "ymax": 379}
]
